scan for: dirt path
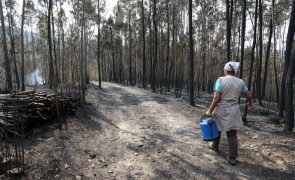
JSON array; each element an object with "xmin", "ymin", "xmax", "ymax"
[{"xmin": 24, "ymin": 82, "xmax": 294, "ymax": 179}]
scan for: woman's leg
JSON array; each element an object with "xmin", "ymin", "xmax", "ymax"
[
  {"xmin": 226, "ymin": 130, "xmax": 238, "ymax": 158},
  {"xmin": 212, "ymin": 131, "xmax": 221, "ymax": 150}
]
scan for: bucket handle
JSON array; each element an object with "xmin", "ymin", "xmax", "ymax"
[{"xmin": 200, "ymin": 115, "xmax": 212, "ymax": 123}]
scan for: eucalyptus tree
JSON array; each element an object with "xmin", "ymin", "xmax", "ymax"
[
  {"xmin": 48, "ymin": 0, "xmax": 54, "ymax": 88},
  {"xmin": 151, "ymin": 0, "xmax": 157, "ymax": 91},
  {"xmin": 141, "ymin": 0, "xmax": 146, "ymax": 88},
  {"xmin": 128, "ymin": 0, "xmax": 136, "ymax": 85},
  {"xmin": 57, "ymin": 7, "xmax": 66, "ymax": 85},
  {"xmin": 36, "ymin": 5, "xmax": 50, "ymax": 83},
  {"xmin": 6, "ymin": 0, "xmax": 19, "ymax": 89},
  {"xmin": 97, "ymin": 0, "xmax": 102, "ymax": 88},
  {"xmin": 51, "ymin": 0, "xmax": 59, "ymax": 87},
  {"xmin": 188, "ymin": 0, "xmax": 195, "ymax": 106},
  {"xmin": 175, "ymin": 1, "xmax": 187, "ymax": 98},
  {"xmin": 283, "ymin": 0, "xmax": 295, "ymax": 131},
  {"xmin": 255, "ymin": 0, "xmax": 263, "ymax": 106},
  {"xmin": 116, "ymin": 0, "xmax": 137, "ymax": 85},
  {"xmin": 80, "ymin": 0, "xmax": 86, "ymax": 103},
  {"xmin": 272, "ymin": 0, "xmax": 279, "ymax": 105},
  {"xmin": 262, "ymin": 7, "xmax": 273, "ymax": 100},
  {"xmin": 106, "ymin": 17, "xmax": 116, "ymax": 81},
  {"xmin": 96, "ymin": 0, "xmax": 106, "ymax": 89},
  {"xmin": 114, "ymin": 1, "xmax": 127, "ymax": 83},
  {"xmin": 128, "ymin": 1, "xmax": 133, "ymax": 85},
  {"xmin": 163, "ymin": 0, "xmax": 170, "ymax": 92},
  {"xmin": 226, "ymin": 0, "xmax": 234, "ymax": 62},
  {"xmin": 243, "ymin": 0, "xmax": 258, "ymax": 121},
  {"xmin": 239, "ymin": 0, "xmax": 247, "ymax": 79},
  {"xmin": 26, "ymin": 0, "xmax": 36, "ymax": 86},
  {"xmin": 83, "ymin": 0, "xmax": 96, "ymax": 85},
  {"xmin": 279, "ymin": 0, "xmax": 295, "ymax": 118},
  {"xmin": 169, "ymin": 0, "xmax": 180, "ymax": 93},
  {"xmin": 285, "ymin": 50, "xmax": 295, "ymax": 131},
  {"xmin": 0, "ymin": 0, "xmax": 12, "ymax": 90},
  {"xmin": 197, "ymin": 0, "xmax": 211, "ymax": 92},
  {"xmin": 21, "ymin": 0, "xmax": 26, "ymax": 90}
]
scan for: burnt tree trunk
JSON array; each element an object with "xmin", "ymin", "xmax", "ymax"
[
  {"xmin": 21, "ymin": 0, "xmax": 26, "ymax": 91},
  {"xmin": 262, "ymin": 20, "xmax": 272, "ymax": 100},
  {"xmin": 165, "ymin": 0, "xmax": 170, "ymax": 93},
  {"xmin": 256, "ymin": 0, "xmax": 263, "ymax": 106},
  {"xmin": 31, "ymin": 31, "xmax": 37, "ymax": 87},
  {"xmin": 168, "ymin": 2, "xmax": 175, "ymax": 92},
  {"xmin": 48, "ymin": 0, "xmax": 54, "ymax": 89},
  {"xmin": 52, "ymin": 9, "xmax": 59, "ymax": 86},
  {"xmin": 142, "ymin": 0, "xmax": 146, "ymax": 88},
  {"xmin": 272, "ymin": 0, "xmax": 279, "ymax": 105},
  {"xmin": 152, "ymin": 0, "xmax": 157, "ymax": 91},
  {"xmin": 279, "ymin": 0, "xmax": 295, "ymax": 117},
  {"xmin": 128, "ymin": 1, "xmax": 132, "ymax": 85},
  {"xmin": 97, "ymin": 0, "xmax": 102, "ymax": 89},
  {"xmin": 8, "ymin": 8, "xmax": 20, "ymax": 90},
  {"xmin": 149, "ymin": 1, "xmax": 153, "ymax": 85},
  {"xmin": 239, "ymin": 0, "xmax": 246, "ymax": 78},
  {"xmin": 189, "ymin": 0, "xmax": 195, "ymax": 106},
  {"xmin": 283, "ymin": 0, "xmax": 295, "ymax": 131},
  {"xmin": 110, "ymin": 26, "xmax": 115, "ymax": 82},
  {"xmin": 285, "ymin": 49, "xmax": 295, "ymax": 132},
  {"xmin": 80, "ymin": 0, "xmax": 86, "ymax": 103},
  {"xmin": 226, "ymin": 0, "xmax": 233, "ymax": 62},
  {"xmin": 243, "ymin": 0, "xmax": 258, "ymax": 121}
]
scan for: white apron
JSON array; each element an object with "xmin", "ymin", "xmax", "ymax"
[{"xmin": 213, "ymin": 76, "xmax": 245, "ymax": 132}]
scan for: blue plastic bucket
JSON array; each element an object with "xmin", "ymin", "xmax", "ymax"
[{"xmin": 200, "ymin": 116, "xmax": 219, "ymax": 141}]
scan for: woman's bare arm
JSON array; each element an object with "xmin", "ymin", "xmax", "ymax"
[{"xmin": 207, "ymin": 92, "xmax": 221, "ymax": 115}]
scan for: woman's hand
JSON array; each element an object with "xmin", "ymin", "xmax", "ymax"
[
  {"xmin": 205, "ymin": 110, "xmax": 212, "ymax": 117},
  {"xmin": 243, "ymin": 92, "xmax": 253, "ymax": 110},
  {"xmin": 247, "ymin": 101, "xmax": 253, "ymax": 110}
]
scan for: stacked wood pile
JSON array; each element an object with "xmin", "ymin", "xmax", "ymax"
[
  {"xmin": 0, "ymin": 90, "xmax": 80, "ymax": 130},
  {"xmin": 0, "ymin": 89, "xmax": 80, "ymax": 177}
]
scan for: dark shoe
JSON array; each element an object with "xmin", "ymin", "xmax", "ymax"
[
  {"xmin": 228, "ymin": 157, "xmax": 238, "ymax": 166},
  {"xmin": 209, "ymin": 144, "xmax": 219, "ymax": 153}
]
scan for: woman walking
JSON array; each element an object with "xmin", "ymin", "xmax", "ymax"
[{"xmin": 205, "ymin": 61, "xmax": 253, "ymax": 166}]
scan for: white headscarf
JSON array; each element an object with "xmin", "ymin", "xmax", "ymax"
[{"xmin": 224, "ymin": 61, "xmax": 240, "ymax": 74}]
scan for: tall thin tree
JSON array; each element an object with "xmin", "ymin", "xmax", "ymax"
[
  {"xmin": 141, "ymin": 0, "xmax": 146, "ymax": 88},
  {"xmin": 262, "ymin": 19, "xmax": 272, "ymax": 100},
  {"xmin": 256, "ymin": 0, "xmax": 263, "ymax": 106},
  {"xmin": 80, "ymin": 0, "xmax": 86, "ymax": 103},
  {"xmin": 151, "ymin": 0, "xmax": 157, "ymax": 91},
  {"xmin": 283, "ymin": 0, "xmax": 295, "ymax": 131},
  {"xmin": 239, "ymin": 0, "xmax": 246, "ymax": 78},
  {"xmin": 226, "ymin": 0, "xmax": 232, "ymax": 62},
  {"xmin": 8, "ymin": 6, "xmax": 20, "ymax": 90},
  {"xmin": 243, "ymin": 0, "xmax": 258, "ymax": 121},
  {"xmin": 165, "ymin": 0, "xmax": 170, "ymax": 92},
  {"xmin": 0, "ymin": 0, "xmax": 12, "ymax": 90},
  {"xmin": 279, "ymin": 0, "xmax": 295, "ymax": 117},
  {"xmin": 48, "ymin": 0, "xmax": 54, "ymax": 88},
  {"xmin": 52, "ymin": 7, "xmax": 59, "ymax": 86},
  {"xmin": 189, "ymin": 0, "xmax": 195, "ymax": 106},
  {"xmin": 272, "ymin": 0, "xmax": 279, "ymax": 105},
  {"xmin": 31, "ymin": 31, "xmax": 37, "ymax": 87},
  {"xmin": 128, "ymin": 1, "xmax": 132, "ymax": 85},
  {"xmin": 285, "ymin": 49, "xmax": 295, "ymax": 132},
  {"xmin": 97, "ymin": 0, "xmax": 102, "ymax": 89},
  {"xmin": 21, "ymin": 0, "xmax": 26, "ymax": 91}
]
